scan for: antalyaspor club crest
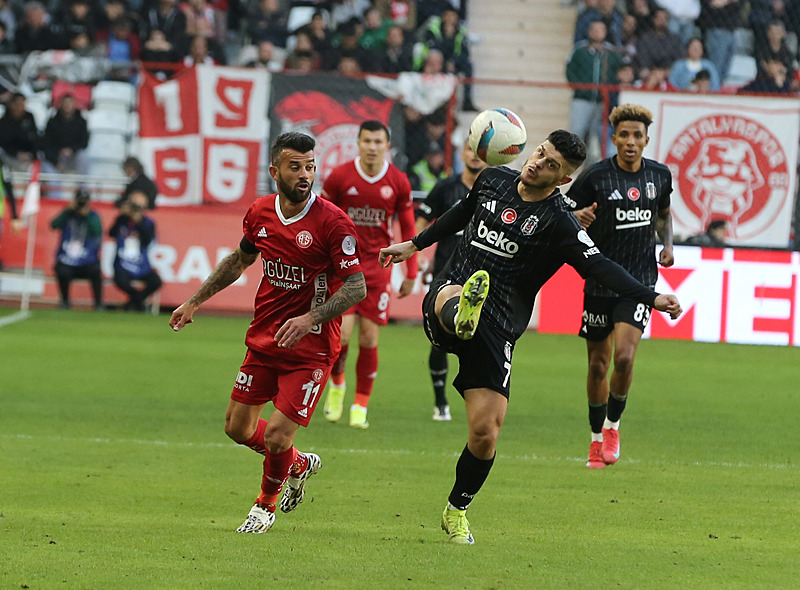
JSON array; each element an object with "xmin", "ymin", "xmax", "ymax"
[{"xmin": 665, "ymin": 114, "xmax": 790, "ymax": 240}]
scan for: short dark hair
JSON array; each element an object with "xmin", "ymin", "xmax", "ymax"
[
  {"xmin": 546, "ymin": 129, "xmax": 586, "ymax": 170},
  {"xmin": 270, "ymin": 132, "xmax": 316, "ymax": 165},
  {"xmin": 123, "ymin": 156, "xmax": 143, "ymax": 174},
  {"xmin": 707, "ymin": 219, "xmax": 726, "ymax": 232},
  {"xmin": 358, "ymin": 120, "xmax": 390, "ymax": 141}
]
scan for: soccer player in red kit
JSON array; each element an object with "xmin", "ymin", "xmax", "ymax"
[
  {"xmin": 319, "ymin": 120, "xmax": 418, "ymax": 428},
  {"xmin": 169, "ymin": 132, "xmax": 366, "ymax": 534}
]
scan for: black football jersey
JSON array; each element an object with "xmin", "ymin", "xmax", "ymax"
[
  {"xmin": 565, "ymin": 156, "xmax": 672, "ymax": 296},
  {"xmin": 416, "ymin": 174, "xmax": 470, "ymax": 275},
  {"xmin": 414, "ymin": 166, "xmax": 657, "ymax": 342}
]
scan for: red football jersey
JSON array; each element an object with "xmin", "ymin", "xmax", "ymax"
[
  {"xmin": 242, "ymin": 193, "xmax": 362, "ymax": 363},
  {"xmin": 322, "ymin": 158, "xmax": 417, "ymax": 279}
]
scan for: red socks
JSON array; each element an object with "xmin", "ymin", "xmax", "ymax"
[
  {"xmin": 354, "ymin": 346, "xmax": 378, "ymax": 407},
  {"xmin": 243, "ymin": 418, "xmax": 268, "ymax": 456},
  {"xmin": 257, "ymin": 446, "xmax": 297, "ymax": 509}
]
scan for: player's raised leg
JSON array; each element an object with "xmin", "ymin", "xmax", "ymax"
[
  {"xmin": 281, "ymin": 451, "xmax": 322, "ymax": 512},
  {"xmin": 454, "ymin": 270, "xmax": 490, "ymax": 340}
]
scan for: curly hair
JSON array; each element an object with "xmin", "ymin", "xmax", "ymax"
[{"xmin": 609, "ymin": 104, "xmax": 653, "ymax": 131}]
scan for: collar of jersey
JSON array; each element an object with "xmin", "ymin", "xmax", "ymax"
[
  {"xmin": 274, "ymin": 192, "xmax": 316, "ymax": 225},
  {"xmin": 355, "ymin": 157, "xmax": 389, "ymax": 183}
]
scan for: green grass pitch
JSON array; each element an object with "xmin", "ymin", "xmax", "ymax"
[{"xmin": 1, "ymin": 307, "xmax": 798, "ymax": 589}]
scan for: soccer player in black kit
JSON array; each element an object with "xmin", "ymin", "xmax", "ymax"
[
  {"xmin": 379, "ymin": 129, "xmax": 682, "ymax": 545},
  {"xmin": 565, "ymin": 104, "xmax": 675, "ymax": 470},
  {"xmin": 416, "ymin": 139, "xmax": 488, "ymax": 421}
]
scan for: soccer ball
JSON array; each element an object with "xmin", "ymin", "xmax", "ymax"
[{"xmin": 468, "ymin": 108, "xmax": 527, "ymax": 166}]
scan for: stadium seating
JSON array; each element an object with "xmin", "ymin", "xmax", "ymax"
[{"xmin": 92, "ymin": 81, "xmax": 136, "ymax": 113}]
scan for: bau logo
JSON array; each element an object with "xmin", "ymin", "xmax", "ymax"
[{"xmin": 665, "ymin": 114, "xmax": 790, "ymax": 240}]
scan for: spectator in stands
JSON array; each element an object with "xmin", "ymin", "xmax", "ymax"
[
  {"xmin": 69, "ymin": 30, "xmax": 104, "ymax": 57},
  {"xmin": 420, "ymin": 46, "xmax": 445, "ymax": 74},
  {"xmin": 406, "ymin": 106, "xmax": 447, "ymax": 165},
  {"xmin": 669, "ymin": 37, "xmax": 721, "ymax": 91},
  {"xmin": 692, "ymin": 68, "xmax": 713, "ymax": 92},
  {"xmin": 50, "ymin": 189, "xmax": 104, "ymax": 311},
  {"xmin": 654, "ymin": 0, "xmax": 700, "ymax": 43},
  {"xmin": 620, "ymin": 13, "xmax": 640, "ymax": 64},
  {"xmin": 359, "ymin": 6, "xmax": 391, "ymax": 50},
  {"xmin": 697, "ymin": 0, "xmax": 744, "ymax": 83},
  {"xmin": 285, "ymin": 31, "xmax": 321, "ymax": 72},
  {"xmin": 322, "ymin": 21, "xmax": 371, "ymax": 71},
  {"xmin": 247, "ymin": 0, "xmax": 288, "ymax": 47},
  {"xmin": 330, "ymin": 0, "xmax": 371, "ymax": 29},
  {"xmin": 684, "ymin": 219, "xmax": 727, "ymax": 247},
  {"xmin": 0, "ymin": 0, "xmax": 16, "ymax": 48},
  {"xmin": 41, "ymin": 94, "xmax": 90, "ymax": 180},
  {"xmin": 634, "ymin": 58, "xmax": 677, "ymax": 90},
  {"xmin": 337, "ymin": 54, "xmax": 362, "ymax": 76},
  {"xmin": 117, "ymin": 156, "xmax": 158, "ymax": 210},
  {"xmin": 627, "ymin": 0, "xmax": 655, "ymax": 34},
  {"xmin": 0, "ymin": 93, "xmax": 39, "ymax": 172},
  {"xmin": 102, "ymin": 16, "xmax": 142, "ymax": 81},
  {"xmin": 183, "ymin": 34, "xmax": 218, "ymax": 65},
  {"xmin": 575, "ymin": 0, "xmax": 623, "ymax": 47},
  {"xmin": 416, "ymin": 0, "xmax": 455, "ymax": 27},
  {"xmin": 15, "ymin": 1, "xmax": 55, "ymax": 53},
  {"xmin": 376, "ymin": 24, "xmax": 413, "ymax": 73},
  {"xmin": 750, "ymin": 0, "xmax": 800, "ymax": 60},
  {"xmin": 754, "ymin": 20, "xmax": 795, "ymax": 77},
  {"xmin": 245, "ymin": 39, "xmax": 284, "ymax": 71},
  {"xmin": 409, "ymin": 141, "xmax": 448, "ymax": 193},
  {"xmin": 143, "ymin": 0, "xmax": 188, "ymax": 49},
  {"xmin": 96, "ymin": 0, "xmax": 131, "ymax": 40},
  {"xmin": 416, "ymin": 8, "xmax": 477, "ymax": 110},
  {"xmin": 566, "ymin": 20, "xmax": 621, "ymax": 161},
  {"xmin": 635, "ymin": 8, "xmax": 684, "ymax": 73},
  {"xmin": 183, "ymin": 0, "xmax": 226, "ymax": 42},
  {"xmin": 110, "ymin": 190, "xmax": 163, "ymax": 312},
  {"xmin": 0, "ymin": 20, "xmax": 13, "ymax": 54},
  {"xmin": 303, "ymin": 11, "xmax": 333, "ymax": 56},
  {"xmin": 141, "ymin": 29, "xmax": 182, "ymax": 79},
  {"xmin": 375, "ymin": 0, "xmax": 417, "ymax": 31},
  {"xmin": 738, "ymin": 57, "xmax": 792, "ymax": 93},
  {"xmin": 56, "ymin": 0, "xmax": 96, "ymax": 49}
]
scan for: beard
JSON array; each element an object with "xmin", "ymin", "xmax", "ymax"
[
  {"xmin": 278, "ymin": 176, "xmax": 311, "ymax": 204},
  {"xmin": 466, "ymin": 164, "xmax": 485, "ymax": 175}
]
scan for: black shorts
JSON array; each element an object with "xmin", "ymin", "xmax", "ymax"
[
  {"xmin": 423, "ymin": 280, "xmax": 515, "ymax": 398},
  {"xmin": 579, "ymin": 295, "xmax": 652, "ymax": 341}
]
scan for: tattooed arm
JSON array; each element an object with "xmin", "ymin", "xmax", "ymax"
[
  {"xmin": 274, "ymin": 271, "xmax": 367, "ymax": 349},
  {"xmin": 169, "ymin": 246, "xmax": 259, "ymax": 331}
]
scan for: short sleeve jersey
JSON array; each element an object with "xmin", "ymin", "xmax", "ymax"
[
  {"xmin": 438, "ymin": 167, "xmax": 650, "ymax": 342},
  {"xmin": 322, "ymin": 158, "xmax": 413, "ymax": 275},
  {"xmin": 565, "ymin": 156, "xmax": 672, "ymax": 295},
  {"xmin": 416, "ymin": 174, "xmax": 470, "ymax": 275},
  {"xmin": 242, "ymin": 193, "xmax": 362, "ymax": 363}
]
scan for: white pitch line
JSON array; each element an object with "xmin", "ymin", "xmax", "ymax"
[{"xmin": 2, "ymin": 433, "xmax": 797, "ymax": 471}]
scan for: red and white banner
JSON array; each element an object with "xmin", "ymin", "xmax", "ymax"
[
  {"xmin": 538, "ymin": 245, "xmax": 800, "ymax": 347},
  {"xmin": 138, "ymin": 65, "xmax": 269, "ymax": 208},
  {"xmin": 618, "ymin": 91, "xmax": 800, "ymax": 248}
]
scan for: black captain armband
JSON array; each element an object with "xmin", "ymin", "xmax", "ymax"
[{"xmin": 239, "ymin": 236, "xmax": 259, "ymax": 254}]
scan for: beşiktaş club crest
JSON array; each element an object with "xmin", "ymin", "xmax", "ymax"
[
  {"xmin": 646, "ymin": 182, "xmax": 656, "ymax": 200},
  {"xmin": 521, "ymin": 214, "xmax": 539, "ymax": 235},
  {"xmin": 665, "ymin": 114, "xmax": 790, "ymax": 240}
]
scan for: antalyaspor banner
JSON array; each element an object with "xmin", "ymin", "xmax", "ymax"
[
  {"xmin": 138, "ymin": 66, "xmax": 269, "ymax": 207},
  {"xmin": 618, "ymin": 90, "xmax": 800, "ymax": 248},
  {"xmin": 537, "ymin": 245, "xmax": 800, "ymax": 347},
  {"xmin": 269, "ymin": 73, "xmax": 407, "ymax": 188}
]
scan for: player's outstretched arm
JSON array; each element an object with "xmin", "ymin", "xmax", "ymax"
[
  {"xmin": 275, "ymin": 271, "xmax": 367, "ymax": 349},
  {"xmin": 653, "ymin": 294, "xmax": 682, "ymax": 320},
  {"xmin": 169, "ymin": 247, "xmax": 258, "ymax": 331},
  {"xmin": 379, "ymin": 240, "xmax": 419, "ymax": 267}
]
